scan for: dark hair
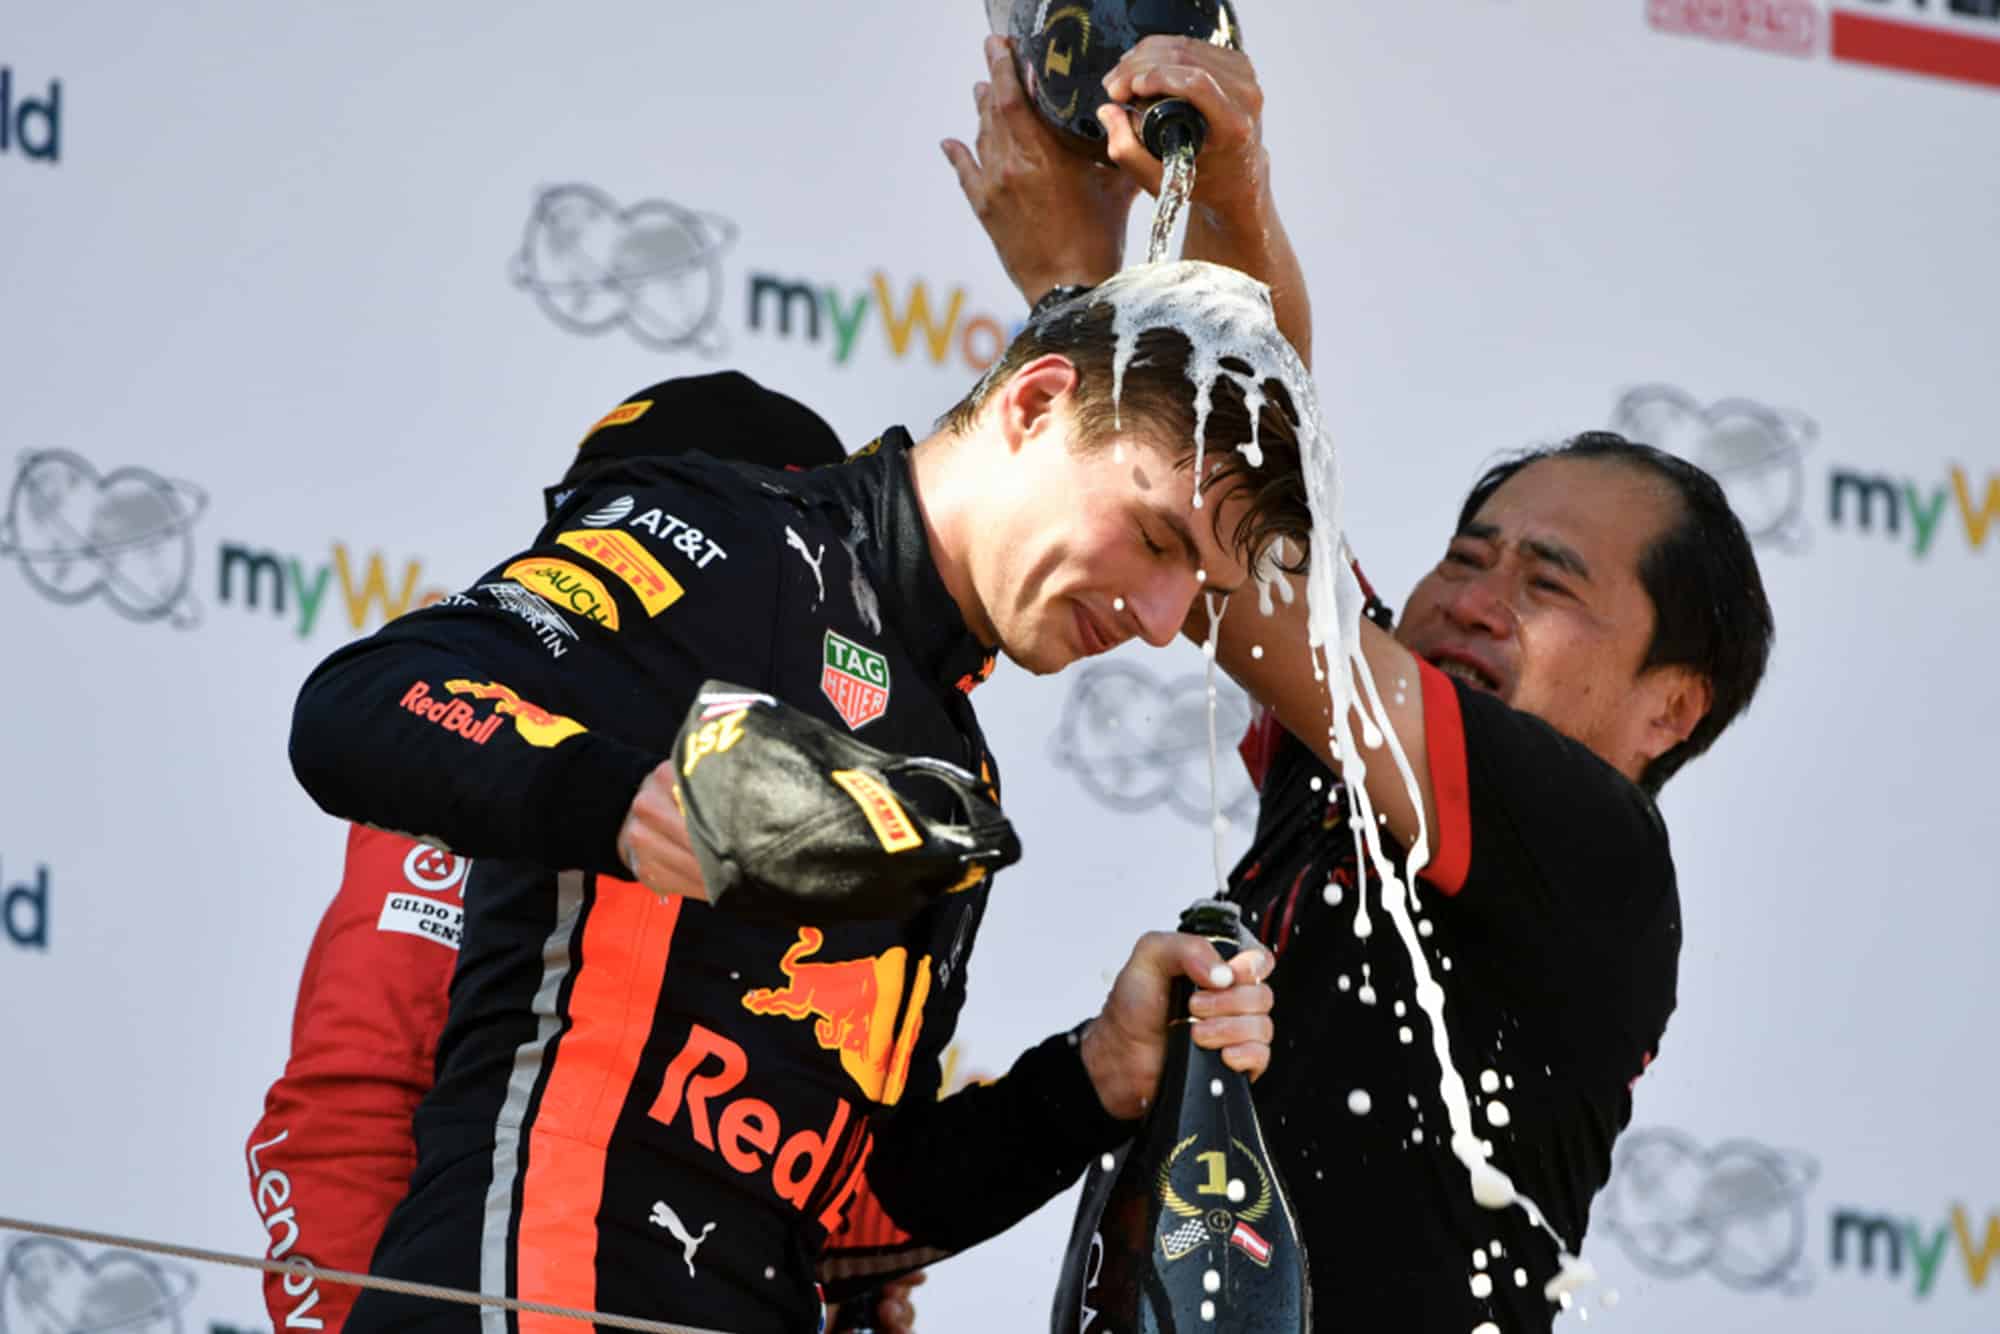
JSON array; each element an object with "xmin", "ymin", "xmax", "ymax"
[
  {"xmin": 940, "ymin": 296, "xmax": 1311, "ymax": 570},
  {"xmin": 1454, "ymin": 432, "xmax": 1773, "ymax": 794}
]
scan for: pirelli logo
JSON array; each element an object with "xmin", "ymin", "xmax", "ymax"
[
  {"xmin": 556, "ymin": 529, "xmax": 684, "ymax": 616},
  {"xmin": 581, "ymin": 399, "xmax": 653, "ymax": 445},
  {"xmin": 831, "ymin": 769, "xmax": 922, "ymax": 854}
]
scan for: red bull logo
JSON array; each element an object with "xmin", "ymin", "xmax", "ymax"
[
  {"xmin": 741, "ymin": 926, "xmax": 930, "ymax": 1105},
  {"xmin": 647, "ymin": 1022, "xmax": 869, "ymax": 1232},
  {"xmin": 434, "ymin": 678, "xmax": 587, "ymax": 749}
]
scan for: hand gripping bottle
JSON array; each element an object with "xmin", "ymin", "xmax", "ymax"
[
  {"xmin": 988, "ymin": 0, "xmax": 1244, "ymax": 161},
  {"xmin": 1053, "ymin": 899, "xmax": 1310, "ymax": 1333}
]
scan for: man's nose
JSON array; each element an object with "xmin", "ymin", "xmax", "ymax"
[
  {"xmin": 1129, "ymin": 573, "xmax": 1197, "ymax": 649},
  {"xmin": 1442, "ymin": 568, "xmax": 1515, "ymax": 638}
]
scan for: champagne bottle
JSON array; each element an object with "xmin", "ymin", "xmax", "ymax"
[
  {"xmin": 1053, "ymin": 900, "xmax": 1309, "ymax": 1334},
  {"xmin": 990, "ymin": 0, "xmax": 1244, "ymax": 162}
]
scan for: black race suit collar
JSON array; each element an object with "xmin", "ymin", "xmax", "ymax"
[{"xmin": 793, "ymin": 427, "xmax": 998, "ymax": 698}]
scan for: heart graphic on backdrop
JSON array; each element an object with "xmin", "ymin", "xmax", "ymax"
[
  {"xmin": 0, "ymin": 450, "xmax": 207, "ymax": 626},
  {"xmin": 0, "ymin": 1236, "xmax": 198, "ymax": 1334},
  {"xmin": 1611, "ymin": 385, "xmax": 1816, "ymax": 551}
]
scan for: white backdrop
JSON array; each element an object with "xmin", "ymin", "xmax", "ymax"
[{"xmin": 2, "ymin": 3, "xmax": 1995, "ymax": 1332}]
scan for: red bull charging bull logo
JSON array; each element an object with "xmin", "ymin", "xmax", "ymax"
[{"xmin": 741, "ymin": 926, "xmax": 931, "ymax": 1105}]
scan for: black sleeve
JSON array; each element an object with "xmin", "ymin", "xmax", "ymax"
[
  {"xmin": 823, "ymin": 1027, "xmax": 1131, "ymax": 1285},
  {"xmin": 289, "ymin": 462, "xmax": 781, "ymax": 879},
  {"xmin": 1415, "ymin": 660, "xmax": 1680, "ymax": 1049}
]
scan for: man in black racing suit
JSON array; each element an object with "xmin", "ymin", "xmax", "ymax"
[{"xmin": 289, "ymin": 269, "xmax": 1313, "ymax": 1334}]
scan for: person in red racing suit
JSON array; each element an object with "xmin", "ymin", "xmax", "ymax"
[{"xmin": 244, "ymin": 373, "xmax": 848, "ymax": 1334}]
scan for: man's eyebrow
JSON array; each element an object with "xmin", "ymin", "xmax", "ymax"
[
  {"xmin": 1455, "ymin": 521, "xmax": 1591, "ymax": 580},
  {"xmin": 1524, "ymin": 538, "xmax": 1592, "ymax": 581},
  {"xmin": 1162, "ymin": 509, "xmax": 1243, "ymax": 596}
]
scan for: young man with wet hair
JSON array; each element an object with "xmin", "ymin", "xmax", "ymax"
[
  {"xmin": 948, "ymin": 29, "xmax": 1772, "ymax": 1333},
  {"xmin": 286, "ymin": 267, "xmax": 1311, "ymax": 1334}
]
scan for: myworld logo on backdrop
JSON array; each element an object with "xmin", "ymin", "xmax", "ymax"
[
  {"xmin": 511, "ymin": 184, "xmax": 1019, "ymax": 373},
  {"xmin": 1598, "ymin": 1126, "xmax": 2000, "ymax": 1301},
  {"xmin": 1611, "ymin": 385, "xmax": 1997, "ymax": 559},
  {"xmin": 1647, "ymin": 0, "xmax": 2000, "ymax": 93},
  {"xmin": 0, "ymin": 67, "xmax": 62, "ymax": 165},
  {"xmin": 3, "ymin": 856, "xmax": 49, "ymax": 953},
  {"xmin": 1, "ymin": 450, "xmax": 445, "ymax": 637}
]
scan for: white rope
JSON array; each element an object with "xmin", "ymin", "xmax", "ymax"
[{"xmin": 0, "ymin": 1215, "xmax": 738, "ymax": 1334}]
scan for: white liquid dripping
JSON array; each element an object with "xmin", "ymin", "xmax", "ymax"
[
  {"xmin": 1226, "ymin": 1178, "xmax": 1246, "ymax": 1203},
  {"xmin": 1105, "ymin": 262, "xmax": 1298, "ymax": 521},
  {"xmin": 1513, "ymin": 1269, "xmax": 1528, "ymax": 1289},
  {"xmin": 1398, "ymin": 1026, "xmax": 1413, "ymax": 1045},
  {"xmin": 1203, "ymin": 1269, "xmax": 1221, "ymax": 1295},
  {"xmin": 1544, "ymin": 1257, "xmax": 1598, "ymax": 1304},
  {"xmin": 1347, "ymin": 1089, "xmax": 1372, "ymax": 1115},
  {"xmin": 1204, "ymin": 590, "xmax": 1231, "ymax": 897},
  {"xmin": 1473, "ymin": 1325, "xmax": 1500, "ymax": 1334},
  {"xmin": 1101, "ymin": 1153, "xmax": 1117, "ymax": 1172},
  {"xmin": 1113, "ymin": 596, "xmax": 1126, "ymax": 612},
  {"xmin": 1323, "ymin": 882, "xmax": 1343, "ymax": 907},
  {"xmin": 1487, "ymin": 1100, "xmax": 1512, "ymax": 1128},
  {"xmin": 1273, "ymin": 268, "xmax": 1588, "ymax": 1284},
  {"xmin": 1209, "ymin": 1077, "xmax": 1224, "ymax": 1097},
  {"xmin": 1200, "ymin": 1300, "xmax": 1216, "ymax": 1323},
  {"xmin": 1479, "ymin": 1069, "xmax": 1501, "ymax": 1094},
  {"xmin": 1394, "ymin": 1000, "xmax": 1407, "ymax": 1018},
  {"xmin": 1472, "ymin": 1249, "xmax": 1487, "ymax": 1270},
  {"xmin": 1470, "ymin": 1274, "xmax": 1494, "ymax": 1299}
]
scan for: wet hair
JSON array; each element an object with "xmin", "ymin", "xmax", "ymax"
[
  {"xmin": 940, "ymin": 298, "xmax": 1311, "ymax": 571},
  {"xmin": 1455, "ymin": 431, "xmax": 1774, "ymax": 795}
]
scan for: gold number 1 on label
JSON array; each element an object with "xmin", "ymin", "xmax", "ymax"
[{"xmin": 1195, "ymin": 1150, "xmax": 1230, "ymax": 1196}]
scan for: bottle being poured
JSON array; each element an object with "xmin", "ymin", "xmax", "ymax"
[{"xmin": 992, "ymin": 0, "xmax": 1241, "ymax": 268}]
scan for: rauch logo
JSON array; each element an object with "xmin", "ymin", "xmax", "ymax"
[{"xmin": 218, "ymin": 540, "xmax": 446, "ymax": 637}]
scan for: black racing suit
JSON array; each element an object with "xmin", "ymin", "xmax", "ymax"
[{"xmin": 290, "ymin": 428, "xmax": 1129, "ymax": 1334}]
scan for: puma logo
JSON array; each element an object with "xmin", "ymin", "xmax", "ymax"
[{"xmin": 648, "ymin": 1200, "xmax": 716, "ymax": 1277}]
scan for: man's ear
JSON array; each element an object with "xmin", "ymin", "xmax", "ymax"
[
  {"xmin": 1637, "ymin": 665, "xmax": 1712, "ymax": 766},
  {"xmin": 992, "ymin": 354, "xmax": 1080, "ymax": 452}
]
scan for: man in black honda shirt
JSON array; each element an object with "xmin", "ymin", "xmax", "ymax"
[
  {"xmin": 947, "ymin": 29, "xmax": 1774, "ymax": 1333},
  {"xmin": 289, "ymin": 262, "xmax": 1308, "ymax": 1334}
]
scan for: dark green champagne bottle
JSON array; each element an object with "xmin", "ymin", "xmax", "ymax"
[
  {"xmin": 1052, "ymin": 900, "xmax": 1309, "ymax": 1333},
  {"xmin": 990, "ymin": 0, "xmax": 1244, "ymax": 161}
]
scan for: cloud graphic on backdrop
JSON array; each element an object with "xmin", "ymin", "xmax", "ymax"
[
  {"xmin": 1596, "ymin": 1127, "xmax": 1817, "ymax": 1294},
  {"xmin": 0, "ymin": 451, "xmax": 206, "ymax": 627},
  {"xmin": 0, "ymin": 1235, "xmax": 197, "ymax": 1334},
  {"xmin": 1050, "ymin": 660, "xmax": 1258, "ymax": 826},
  {"xmin": 510, "ymin": 184, "xmax": 738, "ymax": 354},
  {"xmin": 1612, "ymin": 385, "xmax": 1817, "ymax": 551}
]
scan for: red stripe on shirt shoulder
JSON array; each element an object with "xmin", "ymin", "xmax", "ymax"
[
  {"xmin": 1239, "ymin": 707, "xmax": 1282, "ymax": 793},
  {"xmin": 1416, "ymin": 660, "xmax": 1472, "ymax": 895}
]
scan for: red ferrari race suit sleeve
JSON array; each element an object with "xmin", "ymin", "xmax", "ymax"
[{"xmin": 245, "ymin": 825, "xmax": 469, "ymax": 1332}]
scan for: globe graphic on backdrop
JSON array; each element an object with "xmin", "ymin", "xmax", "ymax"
[
  {"xmin": 0, "ymin": 1239, "xmax": 196, "ymax": 1334},
  {"xmin": 510, "ymin": 184, "xmax": 737, "ymax": 353},
  {"xmin": 1611, "ymin": 385, "xmax": 1815, "ymax": 550},
  {"xmin": 1051, "ymin": 661, "xmax": 1257, "ymax": 825},
  {"xmin": 1598, "ymin": 1128, "xmax": 1817, "ymax": 1293},
  {"xmin": 0, "ymin": 451, "xmax": 206, "ymax": 627}
]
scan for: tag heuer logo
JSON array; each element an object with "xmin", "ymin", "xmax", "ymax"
[{"xmin": 822, "ymin": 630, "xmax": 890, "ymax": 730}]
